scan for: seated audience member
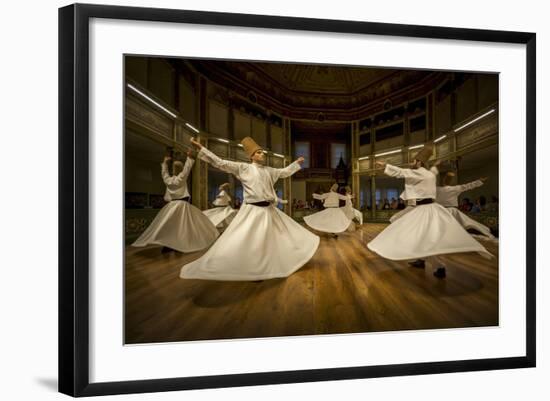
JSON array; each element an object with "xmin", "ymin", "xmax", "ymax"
[
  {"xmin": 470, "ymin": 197, "xmax": 482, "ymax": 213},
  {"xmin": 390, "ymin": 197, "xmax": 398, "ymax": 209},
  {"xmin": 459, "ymin": 198, "xmax": 472, "ymax": 212},
  {"xmin": 382, "ymin": 198, "xmax": 391, "ymax": 210}
]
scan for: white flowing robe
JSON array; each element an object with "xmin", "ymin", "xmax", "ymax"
[
  {"xmin": 203, "ymin": 190, "xmax": 238, "ymax": 228},
  {"xmin": 180, "ymin": 148, "xmax": 320, "ymax": 281},
  {"xmin": 132, "ymin": 158, "xmax": 219, "ymax": 252},
  {"xmin": 436, "ymin": 181, "xmax": 496, "ymax": 240},
  {"xmin": 303, "ymin": 191, "xmax": 352, "ymax": 234},
  {"xmin": 367, "ymin": 164, "xmax": 492, "ymax": 260}
]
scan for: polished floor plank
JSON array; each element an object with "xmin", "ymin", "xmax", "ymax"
[{"xmin": 125, "ymin": 223, "xmax": 499, "ymax": 344}]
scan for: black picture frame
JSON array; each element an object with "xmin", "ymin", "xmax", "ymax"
[{"xmin": 59, "ymin": 3, "xmax": 536, "ymax": 397}]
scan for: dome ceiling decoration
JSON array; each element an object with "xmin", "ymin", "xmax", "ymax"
[
  {"xmin": 186, "ymin": 60, "xmax": 446, "ymax": 120},
  {"xmin": 251, "ymin": 63, "xmax": 397, "ymax": 95}
]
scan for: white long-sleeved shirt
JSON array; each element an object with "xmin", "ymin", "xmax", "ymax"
[
  {"xmin": 312, "ymin": 191, "xmax": 348, "ymax": 208},
  {"xmin": 212, "ymin": 190, "xmax": 231, "ymax": 206},
  {"xmin": 384, "ymin": 164, "xmax": 438, "ymax": 201},
  {"xmin": 436, "ymin": 180, "xmax": 484, "ymax": 207},
  {"xmin": 198, "ymin": 147, "xmax": 301, "ymax": 204},
  {"xmin": 161, "ymin": 158, "xmax": 194, "ymax": 202}
]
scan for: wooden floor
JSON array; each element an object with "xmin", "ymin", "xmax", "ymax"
[{"xmin": 125, "ymin": 223, "xmax": 499, "ymax": 344}]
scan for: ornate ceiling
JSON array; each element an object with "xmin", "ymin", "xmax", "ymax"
[
  {"xmin": 247, "ymin": 63, "xmax": 397, "ymax": 95},
  {"xmin": 185, "ymin": 59, "xmax": 445, "ymax": 120}
]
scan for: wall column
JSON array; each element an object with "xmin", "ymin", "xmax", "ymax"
[{"xmin": 370, "ymin": 174, "xmax": 376, "ymax": 220}]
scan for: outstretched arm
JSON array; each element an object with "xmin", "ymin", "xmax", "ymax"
[
  {"xmin": 161, "ymin": 156, "xmax": 172, "ymax": 185},
  {"xmin": 190, "ymin": 137, "xmax": 242, "ymax": 176},
  {"xmin": 453, "ymin": 178, "xmax": 486, "ymax": 194},
  {"xmin": 271, "ymin": 156, "xmax": 304, "ymax": 181},
  {"xmin": 179, "ymin": 152, "xmax": 195, "ymax": 179},
  {"xmin": 313, "ymin": 193, "xmax": 329, "ymax": 200},
  {"xmin": 380, "ymin": 162, "xmax": 416, "ymax": 179}
]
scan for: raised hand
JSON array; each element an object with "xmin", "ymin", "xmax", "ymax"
[
  {"xmin": 375, "ymin": 160, "xmax": 386, "ymax": 168},
  {"xmin": 296, "ymin": 156, "xmax": 305, "ymax": 165},
  {"xmin": 479, "ymin": 176, "xmax": 489, "ymax": 182},
  {"xmin": 163, "ymin": 156, "xmax": 172, "ymax": 163},
  {"xmin": 190, "ymin": 137, "xmax": 203, "ymax": 150}
]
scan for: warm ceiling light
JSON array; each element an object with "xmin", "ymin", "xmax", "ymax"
[
  {"xmin": 454, "ymin": 109, "xmax": 495, "ymax": 132},
  {"xmin": 127, "ymin": 83, "xmax": 177, "ymax": 118},
  {"xmin": 185, "ymin": 123, "xmax": 199, "ymax": 133},
  {"xmin": 375, "ymin": 149, "xmax": 401, "ymax": 157},
  {"xmin": 408, "ymin": 144, "xmax": 424, "ymax": 150},
  {"xmin": 358, "ymin": 156, "xmax": 370, "ymax": 160},
  {"xmin": 434, "ymin": 135, "xmax": 447, "ymax": 143},
  {"xmin": 214, "ymin": 138, "xmax": 229, "ymax": 143}
]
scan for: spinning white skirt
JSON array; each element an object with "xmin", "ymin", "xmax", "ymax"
[
  {"xmin": 367, "ymin": 203, "xmax": 492, "ymax": 260},
  {"xmin": 303, "ymin": 207, "xmax": 352, "ymax": 234},
  {"xmin": 132, "ymin": 200, "xmax": 219, "ymax": 253},
  {"xmin": 180, "ymin": 204, "xmax": 320, "ymax": 281},
  {"xmin": 203, "ymin": 206, "xmax": 238, "ymax": 228},
  {"xmin": 389, "ymin": 206, "xmax": 414, "ymax": 223},
  {"xmin": 447, "ymin": 207, "xmax": 497, "ymax": 241}
]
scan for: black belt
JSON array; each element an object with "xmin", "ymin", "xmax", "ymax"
[
  {"xmin": 173, "ymin": 196, "xmax": 189, "ymax": 202},
  {"xmin": 416, "ymin": 198, "xmax": 434, "ymax": 205},
  {"xmin": 247, "ymin": 201, "xmax": 271, "ymax": 207}
]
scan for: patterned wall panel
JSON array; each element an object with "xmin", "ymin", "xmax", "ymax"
[
  {"xmin": 410, "ymin": 130, "xmax": 426, "ymax": 145},
  {"xmin": 179, "ymin": 78, "xmax": 196, "ymax": 124},
  {"xmin": 208, "ymin": 100, "xmax": 229, "ymax": 138},
  {"xmin": 456, "ymin": 114, "xmax": 498, "ymax": 149},
  {"xmin": 271, "ymin": 126, "xmax": 284, "ymax": 154},
  {"xmin": 436, "ymin": 140, "xmax": 451, "ymax": 157},
  {"xmin": 358, "ymin": 158, "xmax": 371, "ymax": 171},
  {"xmin": 209, "ymin": 140, "xmax": 229, "ymax": 158},
  {"xmin": 234, "ymin": 110, "xmax": 251, "ymax": 140},
  {"xmin": 126, "ymin": 96, "xmax": 173, "ymax": 139},
  {"xmin": 376, "ymin": 152, "xmax": 403, "ymax": 166},
  {"xmin": 375, "ymin": 136, "xmax": 404, "ymax": 151},
  {"xmin": 359, "ymin": 144, "xmax": 371, "ymax": 157},
  {"xmin": 175, "ymin": 123, "xmax": 193, "ymax": 145},
  {"xmin": 252, "ymin": 118, "xmax": 267, "ymax": 147}
]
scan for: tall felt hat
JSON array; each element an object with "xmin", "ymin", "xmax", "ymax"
[
  {"xmin": 443, "ymin": 171, "xmax": 455, "ymax": 186},
  {"xmin": 330, "ymin": 183, "xmax": 339, "ymax": 192},
  {"xmin": 219, "ymin": 182, "xmax": 230, "ymax": 191},
  {"xmin": 241, "ymin": 136, "xmax": 263, "ymax": 157},
  {"xmin": 413, "ymin": 143, "xmax": 433, "ymax": 164}
]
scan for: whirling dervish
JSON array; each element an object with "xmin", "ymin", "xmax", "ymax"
[
  {"xmin": 132, "ymin": 151, "xmax": 219, "ymax": 253},
  {"xmin": 366, "ymin": 144, "xmax": 492, "ymax": 278},
  {"xmin": 180, "ymin": 136, "xmax": 320, "ymax": 281},
  {"xmin": 202, "ymin": 182, "xmax": 238, "ymax": 229},
  {"xmin": 436, "ymin": 172, "xmax": 497, "ymax": 241},
  {"xmin": 303, "ymin": 184, "xmax": 352, "ymax": 236}
]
